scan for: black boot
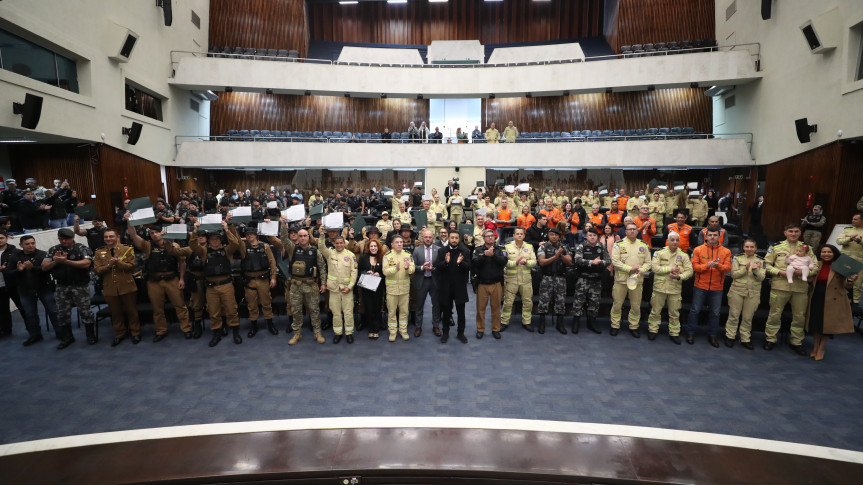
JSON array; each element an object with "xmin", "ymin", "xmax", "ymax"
[
  {"xmin": 266, "ymin": 319, "xmax": 278, "ymax": 335},
  {"xmin": 57, "ymin": 326, "xmax": 75, "ymax": 350},
  {"xmin": 247, "ymin": 320, "xmax": 258, "ymax": 338},
  {"xmin": 586, "ymin": 316, "xmax": 602, "ymax": 334},
  {"xmin": 555, "ymin": 315, "xmax": 567, "ymax": 335},
  {"xmin": 571, "ymin": 315, "xmax": 580, "ymax": 334},
  {"xmin": 286, "ymin": 316, "xmax": 294, "ymax": 333},
  {"xmin": 192, "ymin": 320, "xmax": 203, "ymax": 339},
  {"xmin": 538, "ymin": 315, "xmax": 546, "ymax": 334},
  {"xmin": 84, "ymin": 324, "xmax": 98, "ymax": 345},
  {"xmin": 355, "ymin": 316, "xmax": 365, "ymax": 333},
  {"xmin": 220, "ymin": 319, "xmax": 229, "ymax": 336},
  {"xmin": 232, "ymin": 326, "xmax": 243, "ymax": 344},
  {"xmin": 209, "ymin": 329, "xmax": 222, "ymax": 347}
]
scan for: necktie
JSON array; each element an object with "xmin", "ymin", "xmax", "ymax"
[{"xmin": 425, "ymin": 246, "xmax": 431, "ymax": 276}]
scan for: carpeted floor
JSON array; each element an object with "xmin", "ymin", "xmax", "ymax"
[{"xmin": 2, "ymin": 292, "xmax": 862, "ymax": 452}]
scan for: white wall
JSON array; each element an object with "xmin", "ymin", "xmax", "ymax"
[
  {"xmin": 715, "ymin": 0, "xmax": 863, "ymax": 164},
  {"xmin": 0, "ymin": 0, "xmax": 209, "ymax": 165},
  {"xmin": 174, "ymin": 138, "xmax": 753, "ymax": 169},
  {"xmin": 170, "ymin": 50, "xmax": 759, "ymax": 98}
]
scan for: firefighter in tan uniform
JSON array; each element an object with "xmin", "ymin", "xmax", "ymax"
[
  {"xmin": 190, "ymin": 217, "xmax": 243, "ymax": 347},
  {"xmin": 724, "ymin": 239, "xmax": 766, "ymax": 349},
  {"xmin": 688, "ymin": 196, "xmax": 708, "ymax": 226},
  {"xmin": 763, "ymin": 224, "xmax": 814, "ymax": 354},
  {"xmin": 648, "ymin": 193, "xmax": 666, "ymax": 230},
  {"xmin": 610, "ymin": 222, "xmax": 652, "ymax": 337},
  {"xmin": 318, "ymin": 233, "xmax": 358, "ymax": 344},
  {"xmin": 501, "ymin": 227, "xmax": 536, "ymax": 331},
  {"xmin": 837, "ymin": 213, "xmax": 863, "ymax": 302},
  {"xmin": 646, "ymin": 232, "xmax": 693, "ymax": 343},
  {"xmin": 234, "ymin": 224, "xmax": 281, "ymax": 338},
  {"xmin": 125, "ymin": 217, "xmax": 193, "ymax": 341},
  {"xmin": 383, "ymin": 234, "xmax": 415, "ymax": 341}
]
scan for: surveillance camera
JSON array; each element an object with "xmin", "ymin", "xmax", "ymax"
[{"xmin": 453, "ymin": 177, "xmax": 459, "ymax": 182}]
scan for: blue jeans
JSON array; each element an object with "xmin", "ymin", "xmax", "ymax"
[
  {"xmin": 49, "ymin": 218, "xmax": 67, "ymax": 229},
  {"xmin": 686, "ymin": 287, "xmax": 723, "ymax": 337},
  {"xmin": 18, "ymin": 288, "xmax": 60, "ymax": 338}
]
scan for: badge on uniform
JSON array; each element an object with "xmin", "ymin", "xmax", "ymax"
[
  {"xmin": 639, "ymin": 247, "xmax": 645, "ymax": 252},
  {"xmin": 677, "ymin": 255, "xmax": 682, "ymax": 260},
  {"xmin": 344, "ymin": 256, "xmax": 351, "ymax": 262},
  {"xmin": 767, "ymin": 247, "xmax": 773, "ymax": 253},
  {"xmin": 403, "ymin": 257, "xmax": 409, "ymax": 263}
]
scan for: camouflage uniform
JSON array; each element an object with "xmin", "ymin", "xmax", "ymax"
[
  {"xmin": 572, "ymin": 241, "xmax": 610, "ymax": 317},
  {"xmin": 284, "ymin": 240, "xmax": 327, "ymax": 342},
  {"xmin": 46, "ymin": 243, "xmax": 95, "ymax": 342},
  {"xmin": 537, "ymin": 241, "xmax": 569, "ymax": 315}
]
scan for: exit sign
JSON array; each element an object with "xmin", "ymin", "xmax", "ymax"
[{"xmin": 734, "ymin": 175, "xmax": 744, "ymax": 179}]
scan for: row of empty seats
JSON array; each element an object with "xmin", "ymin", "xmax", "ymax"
[
  {"xmin": 215, "ymin": 127, "xmax": 708, "ymax": 142},
  {"xmin": 620, "ymin": 39, "xmax": 717, "ymax": 57},
  {"xmin": 208, "ymin": 46, "xmax": 299, "ymax": 60}
]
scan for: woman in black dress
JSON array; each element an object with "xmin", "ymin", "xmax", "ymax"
[
  {"xmin": 806, "ymin": 244, "xmax": 858, "ymax": 360},
  {"xmin": 358, "ymin": 239, "xmax": 386, "ymax": 339},
  {"xmin": 704, "ymin": 190, "xmax": 719, "ymax": 218}
]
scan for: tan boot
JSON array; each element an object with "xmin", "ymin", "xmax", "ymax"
[
  {"xmin": 288, "ymin": 331, "xmax": 302, "ymax": 345},
  {"xmin": 388, "ymin": 327, "xmax": 397, "ymax": 342},
  {"xmin": 399, "ymin": 324, "xmax": 410, "ymax": 341},
  {"xmin": 314, "ymin": 332, "xmax": 325, "ymax": 344}
]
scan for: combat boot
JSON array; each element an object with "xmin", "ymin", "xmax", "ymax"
[
  {"xmin": 209, "ymin": 329, "xmax": 222, "ymax": 347},
  {"xmin": 538, "ymin": 315, "xmax": 546, "ymax": 334},
  {"xmin": 57, "ymin": 326, "xmax": 75, "ymax": 350},
  {"xmin": 586, "ymin": 316, "xmax": 602, "ymax": 334},
  {"xmin": 399, "ymin": 323, "xmax": 410, "ymax": 341},
  {"xmin": 247, "ymin": 320, "xmax": 258, "ymax": 338},
  {"xmin": 266, "ymin": 319, "xmax": 278, "ymax": 335},
  {"xmin": 220, "ymin": 318, "xmax": 229, "ymax": 336},
  {"xmin": 288, "ymin": 331, "xmax": 302, "ymax": 345},
  {"xmin": 314, "ymin": 332, "xmax": 326, "ymax": 344},
  {"xmin": 555, "ymin": 315, "xmax": 567, "ymax": 335},
  {"xmin": 192, "ymin": 320, "xmax": 204, "ymax": 339},
  {"xmin": 84, "ymin": 324, "xmax": 98, "ymax": 345},
  {"xmin": 286, "ymin": 316, "xmax": 294, "ymax": 333},
  {"xmin": 232, "ymin": 326, "xmax": 243, "ymax": 344},
  {"xmin": 388, "ymin": 328, "xmax": 397, "ymax": 342},
  {"xmin": 571, "ymin": 315, "xmax": 581, "ymax": 334}
]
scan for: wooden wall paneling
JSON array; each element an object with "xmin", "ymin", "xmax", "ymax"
[
  {"xmin": 833, "ymin": 141, "xmax": 863, "ymax": 225},
  {"xmin": 209, "ymin": 0, "xmax": 309, "ymax": 56},
  {"xmin": 210, "ymin": 92, "xmax": 430, "ymax": 136},
  {"xmin": 308, "ymin": 0, "xmax": 603, "ymax": 45},
  {"xmin": 763, "ymin": 142, "xmax": 842, "ymax": 240},
  {"xmin": 481, "ymin": 88, "xmax": 711, "ymax": 134},
  {"xmin": 605, "ymin": 0, "xmax": 714, "ymax": 53}
]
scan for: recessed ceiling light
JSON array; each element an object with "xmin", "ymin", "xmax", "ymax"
[{"xmin": 339, "ymin": 1, "xmax": 358, "ymax": 5}]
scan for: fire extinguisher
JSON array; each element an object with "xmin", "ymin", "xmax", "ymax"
[
  {"xmin": 124, "ymin": 177, "xmax": 129, "ymax": 199},
  {"xmin": 806, "ymin": 192, "xmax": 813, "ymax": 213},
  {"xmin": 0, "ymin": 176, "xmax": 6, "ymax": 191}
]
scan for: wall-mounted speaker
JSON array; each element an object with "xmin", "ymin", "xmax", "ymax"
[
  {"xmin": 157, "ymin": 0, "xmax": 173, "ymax": 27},
  {"xmin": 12, "ymin": 93, "xmax": 43, "ymax": 130},
  {"xmin": 800, "ymin": 8, "xmax": 839, "ymax": 54},
  {"xmin": 761, "ymin": 0, "xmax": 771, "ymax": 20},
  {"xmin": 109, "ymin": 29, "xmax": 139, "ymax": 63},
  {"xmin": 123, "ymin": 122, "xmax": 143, "ymax": 145},
  {"xmin": 795, "ymin": 118, "xmax": 817, "ymax": 143}
]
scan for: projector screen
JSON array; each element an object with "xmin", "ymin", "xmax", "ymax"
[{"xmin": 429, "ymin": 98, "xmax": 482, "ymax": 142}]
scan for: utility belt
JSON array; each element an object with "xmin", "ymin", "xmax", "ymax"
[
  {"xmin": 478, "ymin": 279, "xmax": 502, "ymax": 286},
  {"xmin": 188, "ymin": 271, "xmax": 204, "ymax": 281},
  {"xmin": 243, "ymin": 271, "xmax": 270, "ymax": 287},
  {"xmin": 205, "ymin": 277, "xmax": 233, "ymax": 288},
  {"xmin": 148, "ymin": 272, "xmax": 178, "ymax": 282}
]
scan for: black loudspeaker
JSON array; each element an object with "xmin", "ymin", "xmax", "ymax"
[
  {"xmin": 12, "ymin": 93, "xmax": 43, "ymax": 129},
  {"xmin": 761, "ymin": 0, "xmax": 771, "ymax": 20},
  {"xmin": 157, "ymin": 0, "xmax": 173, "ymax": 26},
  {"xmin": 795, "ymin": 118, "xmax": 817, "ymax": 143},
  {"xmin": 123, "ymin": 122, "xmax": 143, "ymax": 145}
]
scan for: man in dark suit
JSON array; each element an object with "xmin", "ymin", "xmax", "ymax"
[
  {"xmin": 412, "ymin": 228, "xmax": 441, "ymax": 337},
  {"xmin": 434, "ymin": 230, "xmax": 471, "ymax": 343},
  {"xmin": 749, "ymin": 195, "xmax": 764, "ymax": 236}
]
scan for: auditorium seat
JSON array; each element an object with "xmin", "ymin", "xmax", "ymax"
[
  {"xmin": 612, "ymin": 129, "xmax": 625, "ymax": 138},
  {"xmin": 530, "ymin": 131, "xmax": 540, "ymax": 141},
  {"xmin": 232, "ymin": 46, "xmax": 243, "ymax": 57},
  {"xmin": 540, "ymin": 131, "xmax": 551, "ymax": 141},
  {"xmin": 260, "ymin": 130, "xmax": 271, "ymax": 140},
  {"xmin": 624, "ymin": 129, "xmax": 636, "ymax": 137},
  {"xmin": 280, "ymin": 130, "xmax": 291, "ymax": 141},
  {"xmin": 323, "ymin": 131, "xmax": 333, "ymax": 140},
  {"xmin": 371, "ymin": 133, "xmax": 382, "ymax": 143},
  {"xmin": 277, "ymin": 49, "xmax": 289, "ymax": 60},
  {"xmin": 271, "ymin": 130, "xmax": 282, "ymax": 139},
  {"xmin": 659, "ymin": 127, "xmax": 670, "ymax": 138},
  {"xmin": 646, "ymin": 128, "xmax": 659, "ymax": 139},
  {"xmin": 669, "ymin": 127, "xmax": 682, "ymax": 139},
  {"xmin": 516, "ymin": 132, "xmax": 529, "ymax": 143},
  {"xmin": 400, "ymin": 132, "xmax": 409, "ymax": 142},
  {"xmin": 312, "ymin": 130, "xmax": 323, "ymax": 141},
  {"xmin": 288, "ymin": 49, "xmax": 299, "ymax": 58},
  {"xmin": 243, "ymin": 47, "xmax": 256, "ymax": 59},
  {"xmin": 551, "ymin": 131, "xmax": 561, "ymax": 139},
  {"xmin": 391, "ymin": 132, "xmax": 400, "ymax": 142},
  {"xmin": 226, "ymin": 129, "xmax": 239, "ymax": 140},
  {"xmin": 361, "ymin": 133, "xmax": 371, "ymax": 142},
  {"xmin": 682, "ymin": 127, "xmax": 695, "ymax": 138}
]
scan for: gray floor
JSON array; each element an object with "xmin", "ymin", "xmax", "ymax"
[{"xmin": 2, "ymin": 294, "xmax": 863, "ymax": 452}]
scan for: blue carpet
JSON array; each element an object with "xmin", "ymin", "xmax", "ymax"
[{"xmin": 1, "ymin": 292, "xmax": 863, "ymax": 452}]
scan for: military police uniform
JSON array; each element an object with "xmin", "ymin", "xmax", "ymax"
[
  {"xmin": 502, "ymin": 240, "xmax": 536, "ymax": 329},
  {"xmin": 610, "ymin": 237, "xmax": 652, "ymax": 333},
  {"xmin": 837, "ymin": 225, "xmax": 863, "ymax": 302},
  {"xmin": 646, "ymin": 247, "xmax": 693, "ymax": 339},
  {"xmin": 724, "ymin": 253, "xmax": 766, "ymax": 346},
  {"xmin": 140, "ymin": 239, "xmax": 193, "ymax": 339},
  {"xmin": 284, "ymin": 239, "xmax": 328, "ymax": 345},
  {"xmin": 318, "ymin": 237, "xmax": 358, "ymax": 342},
  {"xmin": 802, "ymin": 213, "xmax": 826, "ymax": 249},
  {"xmin": 190, "ymin": 228, "xmax": 242, "ymax": 346},
  {"xmin": 93, "ymin": 243, "xmax": 140, "ymax": 343},
  {"xmin": 186, "ymin": 246, "xmax": 207, "ymax": 338},
  {"xmin": 763, "ymin": 240, "xmax": 815, "ymax": 348},
  {"xmin": 237, "ymin": 231, "xmax": 281, "ymax": 338},
  {"xmin": 383, "ymin": 248, "xmax": 415, "ymax": 341},
  {"xmin": 45, "ymin": 239, "xmax": 95, "ymax": 348},
  {"xmin": 537, "ymin": 239, "xmax": 570, "ymax": 333},
  {"xmin": 573, "ymin": 240, "xmax": 611, "ymax": 333}
]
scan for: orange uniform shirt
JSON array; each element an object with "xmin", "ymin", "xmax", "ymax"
[{"xmin": 666, "ymin": 223, "xmax": 693, "ymax": 253}]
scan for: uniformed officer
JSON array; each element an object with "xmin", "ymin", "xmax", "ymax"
[
  {"xmin": 688, "ymin": 195, "xmax": 708, "ymax": 226},
  {"xmin": 610, "ymin": 222, "xmax": 652, "ymax": 337},
  {"xmin": 282, "ymin": 228, "xmax": 327, "ymax": 345},
  {"xmin": 763, "ymin": 223, "xmax": 814, "ymax": 355},
  {"xmin": 126, "ymin": 218, "xmax": 193, "ymax": 341},
  {"xmin": 646, "ymin": 232, "xmax": 693, "ymax": 343},
  {"xmin": 383, "ymin": 234, "xmax": 415, "ymax": 341},
  {"xmin": 186, "ymin": 230, "xmax": 208, "ymax": 339},
  {"xmin": 93, "ymin": 229, "xmax": 140, "ymax": 346},
  {"xmin": 537, "ymin": 228, "xmax": 572, "ymax": 334},
  {"xmin": 318, "ymin": 233, "xmax": 358, "ymax": 344},
  {"xmin": 837, "ymin": 212, "xmax": 863, "ymax": 302},
  {"xmin": 235, "ymin": 224, "xmax": 281, "ymax": 338},
  {"xmin": 502, "ymin": 226, "xmax": 536, "ymax": 332},
  {"xmin": 190, "ymin": 217, "xmax": 243, "ymax": 347},
  {"xmin": 573, "ymin": 228, "xmax": 611, "ymax": 334},
  {"xmin": 429, "ymin": 194, "xmax": 448, "ymax": 235},
  {"xmin": 648, "ymin": 193, "xmax": 666, "ymax": 230},
  {"xmin": 724, "ymin": 238, "xmax": 766, "ymax": 349},
  {"xmin": 42, "ymin": 228, "xmax": 95, "ymax": 349},
  {"xmin": 801, "ymin": 205, "xmax": 827, "ymax": 249},
  {"xmin": 447, "ymin": 189, "xmax": 464, "ymax": 226},
  {"xmin": 376, "ymin": 212, "xmax": 393, "ymax": 240}
]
